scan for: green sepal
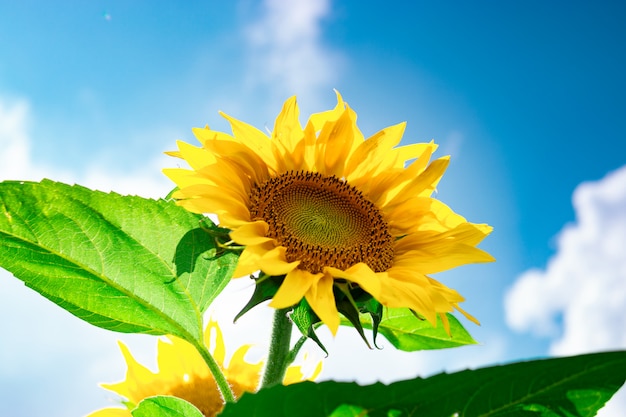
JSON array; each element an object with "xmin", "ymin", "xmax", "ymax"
[
  {"xmin": 291, "ymin": 298, "xmax": 328, "ymax": 355},
  {"xmin": 354, "ymin": 294, "xmax": 383, "ymax": 349},
  {"xmin": 334, "ymin": 285, "xmax": 372, "ymax": 349},
  {"xmin": 164, "ymin": 187, "xmax": 180, "ymax": 200},
  {"xmin": 334, "ymin": 284, "xmax": 384, "ymax": 349},
  {"xmin": 234, "ymin": 275, "xmax": 283, "ymax": 322},
  {"xmin": 195, "ymin": 217, "xmax": 238, "ymax": 261}
]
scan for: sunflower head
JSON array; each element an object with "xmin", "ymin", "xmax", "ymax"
[
  {"xmin": 87, "ymin": 321, "xmax": 321, "ymax": 417},
  {"xmin": 164, "ymin": 91, "xmax": 494, "ymax": 338}
]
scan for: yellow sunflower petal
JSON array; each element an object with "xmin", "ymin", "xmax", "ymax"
[
  {"xmin": 164, "ymin": 150, "xmax": 182, "ymax": 159},
  {"xmin": 217, "ymin": 210, "xmax": 255, "ymax": 229},
  {"xmin": 325, "ymin": 263, "xmax": 381, "ymax": 299},
  {"xmin": 199, "ymin": 136, "xmax": 269, "ymax": 186},
  {"xmin": 283, "ymin": 352, "xmax": 323, "ymax": 385},
  {"xmin": 271, "ymin": 96, "xmax": 307, "ymax": 172},
  {"xmin": 232, "ymin": 242, "xmax": 274, "ymax": 278},
  {"xmin": 157, "ymin": 337, "xmax": 208, "ymax": 381},
  {"xmin": 204, "ymin": 320, "xmax": 227, "ymax": 365},
  {"xmin": 315, "ymin": 108, "xmax": 356, "ymax": 177},
  {"xmin": 453, "ymin": 303, "xmax": 481, "ymax": 325},
  {"xmin": 224, "ymin": 345, "xmax": 263, "ymax": 392},
  {"xmin": 373, "ymin": 268, "xmax": 441, "ymax": 324},
  {"xmin": 283, "ymin": 365, "xmax": 306, "ymax": 386},
  {"xmin": 229, "ymin": 221, "xmax": 272, "ymax": 245},
  {"xmin": 305, "ymin": 272, "xmax": 341, "ymax": 335},
  {"xmin": 393, "ymin": 223, "xmax": 495, "ymax": 274},
  {"xmin": 372, "ymin": 144, "xmax": 438, "ymax": 205},
  {"xmin": 307, "ymin": 89, "xmax": 345, "ymax": 131},
  {"xmin": 400, "ymin": 140, "xmax": 437, "ymax": 175},
  {"xmin": 174, "ymin": 178, "xmax": 242, "ymax": 202},
  {"xmin": 176, "ymin": 140, "xmax": 217, "ymax": 171},
  {"xmin": 426, "ymin": 198, "xmax": 469, "ymax": 229},
  {"xmin": 233, "ymin": 243, "xmax": 300, "ymax": 278},
  {"xmin": 174, "ymin": 185, "xmax": 250, "ymax": 223},
  {"xmin": 307, "ymin": 355, "xmax": 323, "ymax": 380},
  {"xmin": 345, "ymin": 122, "xmax": 406, "ymax": 179},
  {"xmin": 300, "ymin": 121, "xmax": 319, "ymax": 171},
  {"xmin": 257, "ymin": 246, "xmax": 301, "ymax": 276},
  {"xmin": 197, "ymin": 159, "xmax": 253, "ymax": 199},
  {"xmin": 219, "ymin": 112, "xmax": 277, "ymax": 172},
  {"xmin": 387, "ymin": 156, "xmax": 450, "ymax": 207},
  {"xmin": 344, "ymin": 105, "xmax": 365, "ymax": 144},
  {"xmin": 439, "ymin": 312, "xmax": 451, "ymax": 335},
  {"xmin": 385, "ymin": 196, "xmax": 464, "ymax": 230},
  {"xmin": 393, "ymin": 141, "xmax": 438, "ymax": 168},
  {"xmin": 396, "ymin": 244, "xmax": 494, "ymax": 274},
  {"xmin": 384, "ymin": 197, "xmax": 439, "ymax": 235},
  {"xmin": 173, "ymin": 197, "xmax": 226, "ymax": 216},
  {"xmin": 192, "ymin": 125, "xmax": 234, "ymax": 144},
  {"xmin": 85, "ymin": 408, "xmax": 131, "ymax": 417},
  {"xmin": 100, "ymin": 342, "xmax": 157, "ymax": 403},
  {"xmin": 163, "ymin": 167, "xmax": 215, "ymax": 189},
  {"xmin": 270, "ymin": 268, "xmax": 320, "ymax": 308}
]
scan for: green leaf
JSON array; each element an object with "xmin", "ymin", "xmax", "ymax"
[
  {"xmin": 343, "ymin": 307, "xmax": 476, "ymax": 351},
  {"xmin": 219, "ymin": 350, "xmax": 626, "ymax": 417},
  {"xmin": 131, "ymin": 396, "xmax": 204, "ymax": 417},
  {"xmin": 0, "ymin": 180, "xmax": 237, "ymax": 342}
]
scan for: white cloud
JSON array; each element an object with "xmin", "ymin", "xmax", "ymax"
[
  {"xmin": 0, "ymin": 96, "xmax": 172, "ymax": 198},
  {"xmin": 244, "ymin": 0, "xmax": 343, "ymax": 101},
  {"xmin": 0, "ymin": 98, "xmax": 47, "ymax": 180},
  {"xmin": 80, "ymin": 152, "xmax": 173, "ymax": 198},
  {"xmin": 505, "ymin": 165, "xmax": 626, "ymax": 355},
  {"xmin": 505, "ymin": 166, "xmax": 626, "ymax": 417}
]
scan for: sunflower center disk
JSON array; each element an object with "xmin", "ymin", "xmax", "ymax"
[{"xmin": 249, "ymin": 171, "xmax": 394, "ymax": 274}]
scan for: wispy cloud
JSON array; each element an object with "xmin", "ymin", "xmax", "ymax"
[
  {"xmin": 243, "ymin": 0, "xmax": 344, "ymax": 104},
  {"xmin": 0, "ymin": 95, "xmax": 172, "ymax": 198},
  {"xmin": 0, "ymin": 98, "xmax": 57, "ymax": 181}
]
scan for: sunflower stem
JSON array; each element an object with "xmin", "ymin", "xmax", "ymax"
[
  {"xmin": 193, "ymin": 339, "xmax": 236, "ymax": 403},
  {"xmin": 261, "ymin": 308, "xmax": 294, "ymax": 388}
]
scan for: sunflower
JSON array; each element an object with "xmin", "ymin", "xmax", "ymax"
[
  {"xmin": 88, "ymin": 321, "xmax": 320, "ymax": 417},
  {"xmin": 164, "ymin": 91, "xmax": 494, "ymax": 335}
]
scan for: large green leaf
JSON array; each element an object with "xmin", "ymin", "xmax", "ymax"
[
  {"xmin": 342, "ymin": 308, "xmax": 477, "ymax": 351},
  {"xmin": 219, "ymin": 350, "xmax": 626, "ymax": 417},
  {"xmin": 132, "ymin": 396, "xmax": 204, "ymax": 417},
  {"xmin": 0, "ymin": 180, "xmax": 237, "ymax": 342}
]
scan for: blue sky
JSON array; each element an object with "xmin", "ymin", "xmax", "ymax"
[{"xmin": 1, "ymin": 1, "xmax": 625, "ymax": 416}]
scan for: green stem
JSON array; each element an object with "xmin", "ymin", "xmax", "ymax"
[
  {"xmin": 261, "ymin": 308, "xmax": 294, "ymax": 388},
  {"xmin": 285, "ymin": 335, "xmax": 307, "ymax": 368},
  {"xmin": 193, "ymin": 339, "xmax": 236, "ymax": 403}
]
